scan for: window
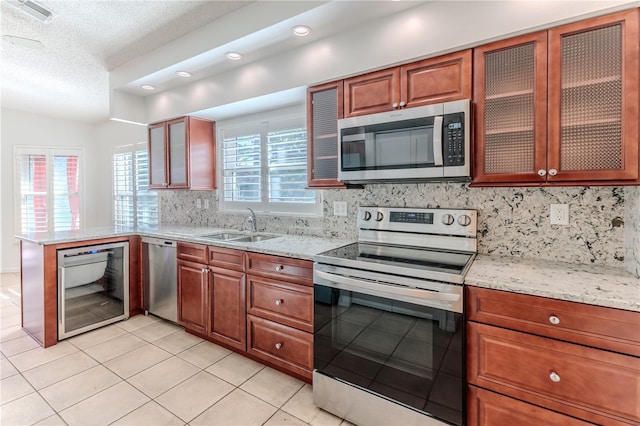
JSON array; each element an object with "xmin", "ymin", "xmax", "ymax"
[
  {"xmin": 14, "ymin": 147, "xmax": 82, "ymax": 233},
  {"xmin": 113, "ymin": 143, "xmax": 158, "ymax": 227},
  {"xmin": 220, "ymin": 114, "xmax": 320, "ymax": 215}
]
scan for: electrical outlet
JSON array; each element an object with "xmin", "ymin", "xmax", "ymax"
[
  {"xmin": 333, "ymin": 201, "xmax": 347, "ymax": 216},
  {"xmin": 196, "ymin": 198, "xmax": 202, "ymax": 209},
  {"xmin": 550, "ymin": 204, "xmax": 569, "ymax": 225},
  {"xmin": 203, "ymin": 199, "xmax": 210, "ymax": 209}
]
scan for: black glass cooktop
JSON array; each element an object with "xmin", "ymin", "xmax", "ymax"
[{"xmin": 316, "ymin": 242, "xmax": 473, "ymax": 277}]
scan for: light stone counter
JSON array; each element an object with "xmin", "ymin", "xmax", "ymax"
[
  {"xmin": 16, "ymin": 225, "xmax": 353, "ymax": 261},
  {"xmin": 466, "ymin": 254, "xmax": 640, "ymax": 312}
]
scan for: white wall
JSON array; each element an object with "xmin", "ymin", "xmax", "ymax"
[{"xmin": 0, "ymin": 108, "xmax": 146, "ymax": 272}]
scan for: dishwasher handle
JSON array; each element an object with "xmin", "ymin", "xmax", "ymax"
[{"xmin": 141, "ymin": 237, "xmax": 177, "ymax": 247}]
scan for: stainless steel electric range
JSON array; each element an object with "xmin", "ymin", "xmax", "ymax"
[{"xmin": 313, "ymin": 207, "xmax": 477, "ymax": 426}]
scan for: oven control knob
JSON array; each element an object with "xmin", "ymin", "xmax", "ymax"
[
  {"xmin": 362, "ymin": 211, "xmax": 372, "ymax": 221},
  {"xmin": 442, "ymin": 214, "xmax": 455, "ymax": 225},
  {"xmin": 375, "ymin": 211, "xmax": 384, "ymax": 222},
  {"xmin": 457, "ymin": 215, "xmax": 472, "ymax": 227}
]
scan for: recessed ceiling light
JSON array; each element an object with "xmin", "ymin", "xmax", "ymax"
[
  {"xmin": 176, "ymin": 71, "xmax": 192, "ymax": 78},
  {"xmin": 141, "ymin": 85, "xmax": 155, "ymax": 90},
  {"xmin": 292, "ymin": 25, "xmax": 311, "ymax": 37},
  {"xmin": 225, "ymin": 52, "xmax": 242, "ymax": 60}
]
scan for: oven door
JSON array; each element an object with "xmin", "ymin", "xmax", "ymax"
[{"xmin": 313, "ymin": 264, "xmax": 465, "ymax": 426}]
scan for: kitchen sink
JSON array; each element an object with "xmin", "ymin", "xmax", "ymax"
[
  {"xmin": 201, "ymin": 232, "xmax": 246, "ymax": 240},
  {"xmin": 228, "ymin": 234, "xmax": 279, "ymax": 242},
  {"xmin": 200, "ymin": 232, "xmax": 280, "ymax": 243}
]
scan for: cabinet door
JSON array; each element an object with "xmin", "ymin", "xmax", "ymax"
[
  {"xmin": 400, "ymin": 50, "xmax": 472, "ymax": 108},
  {"xmin": 547, "ymin": 9, "xmax": 639, "ymax": 182},
  {"xmin": 177, "ymin": 260, "xmax": 208, "ymax": 334},
  {"xmin": 209, "ymin": 267, "xmax": 246, "ymax": 351},
  {"xmin": 473, "ymin": 31, "xmax": 548, "ymax": 184},
  {"xmin": 467, "ymin": 321, "xmax": 640, "ymax": 424},
  {"xmin": 467, "ymin": 386, "xmax": 593, "ymax": 426},
  {"xmin": 148, "ymin": 122, "xmax": 167, "ymax": 189},
  {"xmin": 167, "ymin": 117, "xmax": 189, "ymax": 189},
  {"xmin": 307, "ymin": 81, "xmax": 346, "ymax": 188},
  {"xmin": 344, "ymin": 67, "xmax": 400, "ymax": 117}
]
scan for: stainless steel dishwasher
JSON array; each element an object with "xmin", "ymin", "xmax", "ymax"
[{"xmin": 142, "ymin": 237, "xmax": 177, "ymax": 323}]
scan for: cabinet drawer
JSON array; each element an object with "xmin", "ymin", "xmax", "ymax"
[
  {"xmin": 247, "ymin": 276, "xmax": 313, "ymax": 333},
  {"xmin": 467, "ymin": 385, "xmax": 592, "ymax": 426},
  {"xmin": 177, "ymin": 242, "xmax": 208, "ymax": 264},
  {"xmin": 466, "ymin": 286, "xmax": 640, "ymax": 357},
  {"xmin": 467, "ymin": 321, "xmax": 640, "ymax": 425},
  {"xmin": 247, "ymin": 315, "xmax": 313, "ymax": 380},
  {"xmin": 208, "ymin": 246, "xmax": 245, "ymax": 271},
  {"xmin": 246, "ymin": 253, "xmax": 312, "ymax": 286}
]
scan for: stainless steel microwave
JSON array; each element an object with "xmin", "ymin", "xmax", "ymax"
[{"xmin": 338, "ymin": 99, "xmax": 470, "ymax": 183}]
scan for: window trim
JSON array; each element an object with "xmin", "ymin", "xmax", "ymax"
[{"xmin": 14, "ymin": 146, "xmax": 85, "ymax": 234}]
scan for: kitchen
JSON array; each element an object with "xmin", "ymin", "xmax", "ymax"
[{"xmin": 1, "ymin": 1, "xmax": 639, "ymax": 425}]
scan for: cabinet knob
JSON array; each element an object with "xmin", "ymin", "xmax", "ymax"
[
  {"xmin": 275, "ymin": 299, "xmax": 283, "ymax": 306},
  {"xmin": 537, "ymin": 169, "xmax": 546, "ymax": 177},
  {"xmin": 275, "ymin": 342, "xmax": 283, "ymax": 350},
  {"xmin": 201, "ymin": 268, "xmax": 207, "ymax": 273},
  {"xmin": 392, "ymin": 102, "xmax": 399, "ymax": 108},
  {"xmin": 548, "ymin": 169, "xmax": 558, "ymax": 176},
  {"xmin": 548, "ymin": 315, "xmax": 560, "ymax": 325},
  {"xmin": 399, "ymin": 101, "xmax": 406, "ymax": 107},
  {"xmin": 549, "ymin": 372, "xmax": 561, "ymax": 382},
  {"xmin": 275, "ymin": 265, "xmax": 284, "ymax": 272}
]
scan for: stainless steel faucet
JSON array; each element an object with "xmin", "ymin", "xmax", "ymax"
[{"xmin": 247, "ymin": 207, "xmax": 257, "ymax": 233}]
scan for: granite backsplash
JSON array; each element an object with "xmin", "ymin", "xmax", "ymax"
[{"xmin": 159, "ymin": 184, "xmax": 638, "ymax": 274}]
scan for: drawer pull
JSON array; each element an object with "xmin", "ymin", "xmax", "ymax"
[
  {"xmin": 549, "ymin": 372, "xmax": 561, "ymax": 382},
  {"xmin": 548, "ymin": 315, "xmax": 560, "ymax": 325},
  {"xmin": 275, "ymin": 299, "xmax": 283, "ymax": 306},
  {"xmin": 275, "ymin": 342, "xmax": 283, "ymax": 350},
  {"xmin": 275, "ymin": 265, "xmax": 284, "ymax": 272}
]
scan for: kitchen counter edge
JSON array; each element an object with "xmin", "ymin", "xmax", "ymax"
[{"xmin": 466, "ymin": 254, "xmax": 640, "ymax": 313}]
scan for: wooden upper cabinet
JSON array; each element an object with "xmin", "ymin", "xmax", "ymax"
[
  {"xmin": 473, "ymin": 31, "xmax": 549, "ymax": 184},
  {"xmin": 344, "ymin": 50, "xmax": 472, "ymax": 117},
  {"xmin": 344, "ymin": 68, "xmax": 400, "ymax": 117},
  {"xmin": 401, "ymin": 50, "xmax": 472, "ymax": 108},
  {"xmin": 307, "ymin": 81, "xmax": 346, "ymax": 188},
  {"xmin": 473, "ymin": 9, "xmax": 639, "ymax": 185},
  {"xmin": 148, "ymin": 116, "xmax": 216, "ymax": 190},
  {"xmin": 547, "ymin": 9, "xmax": 639, "ymax": 182}
]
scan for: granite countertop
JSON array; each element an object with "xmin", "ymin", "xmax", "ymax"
[
  {"xmin": 15, "ymin": 225, "xmax": 353, "ymax": 261},
  {"xmin": 466, "ymin": 254, "xmax": 640, "ymax": 312}
]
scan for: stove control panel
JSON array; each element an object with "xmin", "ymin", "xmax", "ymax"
[{"xmin": 358, "ymin": 207, "xmax": 477, "ymax": 238}]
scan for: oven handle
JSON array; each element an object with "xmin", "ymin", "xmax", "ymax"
[{"xmin": 314, "ymin": 269, "xmax": 461, "ymax": 308}]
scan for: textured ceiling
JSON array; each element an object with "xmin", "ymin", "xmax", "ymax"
[{"xmin": 0, "ymin": 0, "xmax": 252, "ymax": 122}]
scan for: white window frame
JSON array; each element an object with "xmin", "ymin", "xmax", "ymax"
[
  {"xmin": 218, "ymin": 110, "xmax": 321, "ymax": 216},
  {"xmin": 112, "ymin": 142, "xmax": 158, "ymax": 228},
  {"xmin": 14, "ymin": 146, "xmax": 84, "ymax": 234}
]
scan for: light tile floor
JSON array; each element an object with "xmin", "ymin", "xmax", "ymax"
[{"xmin": 0, "ymin": 273, "xmax": 352, "ymax": 426}]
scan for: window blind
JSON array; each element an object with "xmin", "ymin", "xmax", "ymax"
[
  {"xmin": 220, "ymin": 115, "xmax": 319, "ymax": 215},
  {"xmin": 113, "ymin": 143, "xmax": 158, "ymax": 227},
  {"xmin": 15, "ymin": 147, "xmax": 82, "ymax": 233}
]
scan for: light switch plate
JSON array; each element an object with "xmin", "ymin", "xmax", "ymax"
[
  {"xmin": 550, "ymin": 204, "xmax": 569, "ymax": 225},
  {"xmin": 204, "ymin": 199, "xmax": 210, "ymax": 209},
  {"xmin": 196, "ymin": 198, "xmax": 202, "ymax": 209},
  {"xmin": 333, "ymin": 201, "xmax": 347, "ymax": 216}
]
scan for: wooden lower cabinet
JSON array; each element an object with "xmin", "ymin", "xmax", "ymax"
[
  {"xmin": 177, "ymin": 260, "xmax": 208, "ymax": 335},
  {"xmin": 467, "ymin": 386, "xmax": 593, "ymax": 426},
  {"xmin": 466, "ymin": 286, "xmax": 640, "ymax": 426},
  {"xmin": 208, "ymin": 266, "xmax": 246, "ymax": 351},
  {"xmin": 247, "ymin": 314, "xmax": 313, "ymax": 381}
]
